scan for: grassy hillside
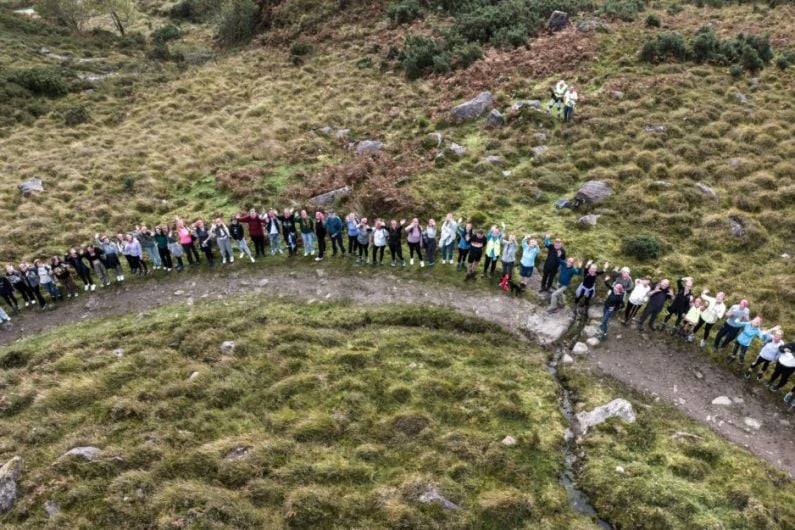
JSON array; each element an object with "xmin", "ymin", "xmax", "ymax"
[{"xmin": 0, "ymin": 298, "xmax": 793, "ymax": 527}]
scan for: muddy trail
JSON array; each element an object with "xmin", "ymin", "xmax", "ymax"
[{"xmin": 2, "ymin": 264, "xmax": 794, "ymax": 477}]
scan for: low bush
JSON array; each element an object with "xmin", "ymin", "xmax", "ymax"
[
  {"xmin": 216, "ymin": 0, "xmax": 259, "ymax": 48},
  {"xmin": 400, "ymin": 35, "xmax": 450, "ymax": 80},
  {"xmin": 169, "ymin": 0, "xmax": 219, "ymax": 22},
  {"xmin": 598, "ymin": 0, "xmax": 645, "ymax": 21},
  {"xmin": 151, "ymin": 24, "xmax": 181, "ymax": 45},
  {"xmin": 289, "ymin": 41, "xmax": 313, "ymax": 56},
  {"xmin": 63, "ymin": 104, "xmax": 90, "ymax": 126},
  {"xmin": 640, "ymin": 31, "xmax": 688, "ymax": 63},
  {"xmin": 387, "ymin": 0, "xmax": 422, "ymax": 25},
  {"xmin": 645, "ymin": 14, "xmax": 661, "ymax": 27},
  {"xmin": 621, "ymin": 234, "xmax": 662, "ymax": 260},
  {"xmin": 7, "ymin": 68, "xmax": 69, "ymax": 97}
]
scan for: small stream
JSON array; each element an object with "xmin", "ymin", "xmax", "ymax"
[{"xmin": 541, "ymin": 318, "xmax": 613, "ymax": 529}]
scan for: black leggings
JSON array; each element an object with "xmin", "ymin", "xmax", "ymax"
[
  {"xmin": 692, "ymin": 317, "xmax": 714, "ymax": 341},
  {"xmin": 769, "ymin": 363, "xmax": 795, "ymax": 389},
  {"xmin": 731, "ymin": 343, "xmax": 749, "ymax": 359},
  {"xmin": 252, "ymin": 235, "xmax": 266, "ymax": 258},
  {"xmin": 714, "ymin": 323, "xmax": 741, "ymax": 351},
  {"xmin": 158, "ymin": 247, "xmax": 173, "ymax": 269},
  {"xmin": 358, "ymin": 242, "xmax": 368, "ymax": 260},
  {"xmin": 408, "ymin": 242, "xmax": 422, "ymax": 261},
  {"xmin": 348, "ymin": 235, "xmax": 358, "ymax": 255},
  {"xmin": 29, "ymin": 285, "xmax": 46, "ymax": 307},
  {"xmin": 14, "ymin": 284, "xmax": 34, "ymax": 303},
  {"xmin": 1, "ymin": 292, "xmax": 18, "ymax": 310},
  {"xmin": 330, "ymin": 234, "xmax": 344, "ymax": 255},
  {"xmin": 201, "ymin": 245, "xmax": 214, "ymax": 265},
  {"xmin": 372, "ymin": 245, "xmax": 385, "ymax": 264},
  {"xmin": 541, "ymin": 268, "xmax": 557, "ymax": 291},
  {"xmin": 317, "ymin": 235, "xmax": 326, "ymax": 258},
  {"xmin": 389, "ymin": 242, "xmax": 404, "ymax": 262},
  {"xmin": 664, "ymin": 307, "xmax": 686, "ymax": 327},
  {"xmin": 182, "ymin": 242, "xmax": 200, "ymax": 264},
  {"xmin": 748, "ymin": 357, "xmax": 772, "ymax": 373},
  {"xmin": 624, "ymin": 302, "xmax": 642, "ymax": 322},
  {"xmin": 638, "ymin": 306, "xmax": 662, "ymax": 330},
  {"xmin": 483, "ymin": 256, "xmax": 498, "ymax": 275},
  {"xmin": 458, "ymin": 248, "xmax": 469, "ymax": 264},
  {"xmin": 75, "ymin": 268, "xmax": 93, "ymax": 286}
]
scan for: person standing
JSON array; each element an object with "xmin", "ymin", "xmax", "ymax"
[
  {"xmin": 727, "ymin": 318, "xmax": 778, "ymax": 364},
  {"xmin": 229, "ymin": 216, "xmax": 255, "ymax": 262},
  {"xmin": 371, "ymin": 219, "xmax": 388, "ymax": 265},
  {"xmin": 713, "ymin": 299, "xmax": 750, "ymax": 352},
  {"xmin": 153, "ymin": 226, "xmax": 173, "ymax": 271},
  {"xmin": 278, "ymin": 208, "xmax": 298, "ymax": 257},
  {"xmin": 355, "ymin": 218, "xmax": 372, "ymax": 264},
  {"xmin": 346, "ymin": 212, "xmax": 360, "ymax": 257},
  {"xmin": 298, "ymin": 210, "xmax": 315, "ymax": 257},
  {"xmin": 209, "ymin": 218, "xmax": 234, "ymax": 265},
  {"xmin": 540, "ymin": 234, "xmax": 566, "ymax": 292},
  {"xmin": 18, "ymin": 262, "xmax": 47, "ymax": 308},
  {"xmin": 135, "ymin": 225, "xmax": 162, "ymax": 270},
  {"xmin": 6, "ymin": 264, "xmax": 32, "ymax": 307},
  {"xmin": 34, "ymin": 259, "xmax": 61, "ymax": 301},
  {"xmin": 548, "ymin": 258, "xmax": 582, "ymax": 312},
  {"xmin": 563, "ymin": 87, "xmax": 578, "ymax": 122},
  {"xmin": 636, "ymin": 279, "xmax": 673, "ymax": 331},
  {"xmin": 660, "ymin": 277, "xmax": 694, "ymax": 332},
  {"xmin": 439, "ymin": 214, "xmax": 458, "ymax": 265},
  {"xmin": 424, "ymin": 219, "xmax": 438, "ymax": 266},
  {"xmin": 176, "ymin": 218, "xmax": 200, "ymax": 265},
  {"xmin": 264, "ymin": 210, "xmax": 283, "ymax": 256},
  {"xmin": 123, "ymin": 234, "xmax": 147, "ymax": 276},
  {"xmin": 546, "ymin": 79, "xmax": 568, "ymax": 117},
  {"xmin": 387, "ymin": 219, "xmax": 405, "ymax": 267},
  {"xmin": 194, "ymin": 220, "xmax": 215, "ymax": 267},
  {"xmin": 768, "ymin": 341, "xmax": 795, "ymax": 393},
  {"xmin": 599, "ymin": 279, "xmax": 625, "ymax": 338},
  {"xmin": 96, "ymin": 233, "xmax": 125, "ymax": 281},
  {"xmin": 167, "ymin": 229, "xmax": 185, "ymax": 272},
  {"xmin": 315, "ymin": 211, "xmax": 327, "ymax": 261},
  {"xmin": 326, "ymin": 210, "xmax": 344, "ymax": 257},
  {"xmin": 573, "ymin": 261, "xmax": 609, "ymax": 315},
  {"xmin": 51, "ymin": 257, "xmax": 79, "ymax": 298},
  {"xmin": 84, "ymin": 245, "xmax": 110, "ymax": 287},
  {"xmin": 500, "ymin": 234, "xmax": 518, "ymax": 281},
  {"xmin": 483, "ymin": 225, "xmax": 503, "ymax": 278},
  {"xmin": 65, "ymin": 248, "xmax": 94, "ymax": 290},
  {"xmin": 745, "ymin": 330, "xmax": 784, "ymax": 381},
  {"xmin": 519, "ymin": 236, "xmax": 540, "ymax": 287},
  {"xmin": 0, "ymin": 274, "xmax": 18, "ymax": 312},
  {"xmin": 237, "ymin": 210, "xmax": 267, "ymax": 258},
  {"xmin": 405, "ymin": 218, "xmax": 424, "ymax": 267},
  {"xmin": 465, "ymin": 229, "xmax": 486, "ymax": 281},
  {"xmin": 623, "ymin": 277, "xmax": 651, "ymax": 325},
  {"xmin": 692, "ymin": 290, "xmax": 727, "ymax": 347},
  {"xmin": 456, "ymin": 222, "xmax": 473, "ymax": 271}
]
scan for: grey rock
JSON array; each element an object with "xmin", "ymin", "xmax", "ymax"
[
  {"xmin": 317, "ymin": 126, "xmax": 333, "ymax": 136},
  {"xmin": 711, "ymin": 396, "xmax": 732, "ymax": 406},
  {"xmin": 728, "ymin": 158, "xmax": 742, "ymax": 168},
  {"xmin": 728, "ymin": 215, "xmax": 746, "ymax": 237},
  {"xmin": 643, "ymin": 124, "xmax": 667, "ymax": 134},
  {"xmin": 60, "ymin": 446, "xmax": 101, "ymax": 462},
  {"xmin": 0, "ymin": 456, "xmax": 23, "ymax": 513},
  {"xmin": 510, "ymin": 99, "xmax": 542, "ymax": 113},
  {"xmin": 572, "ymin": 342, "xmax": 589, "ymax": 355},
  {"xmin": 532, "ymin": 145, "xmax": 548, "ymax": 157},
  {"xmin": 220, "ymin": 341, "xmax": 236, "ymax": 354},
  {"xmin": 610, "ymin": 90, "xmax": 624, "ymax": 99},
  {"xmin": 485, "ymin": 109, "xmax": 504, "ymax": 128},
  {"xmin": 547, "ymin": 10, "xmax": 570, "ymax": 32},
  {"xmin": 743, "ymin": 417, "xmax": 761, "ymax": 430},
  {"xmin": 419, "ymin": 488, "xmax": 459, "ymax": 510},
  {"xmin": 335, "ymin": 128, "xmax": 350, "ymax": 140},
  {"xmin": 354, "ymin": 140, "xmax": 384, "ymax": 156},
  {"xmin": 583, "ymin": 325, "xmax": 600, "ymax": 338},
  {"xmin": 309, "ymin": 185, "xmax": 352, "ymax": 206},
  {"xmin": 573, "ymin": 399, "xmax": 636, "ymax": 436},
  {"xmin": 425, "ymin": 132, "xmax": 443, "ymax": 149},
  {"xmin": 562, "ymin": 353, "xmax": 575, "ymax": 364},
  {"xmin": 449, "ymin": 91, "xmax": 493, "ymax": 123},
  {"xmin": 750, "ymin": 77, "xmax": 759, "ymax": 87},
  {"xmin": 695, "ymin": 182, "xmax": 718, "ymax": 201},
  {"xmin": 575, "ymin": 180, "xmax": 611, "ymax": 204},
  {"xmin": 653, "ymin": 180, "xmax": 673, "ymax": 188},
  {"xmin": 19, "ymin": 178, "xmax": 44, "ymax": 195},
  {"xmin": 38, "ymin": 47, "xmax": 51, "ymax": 55},
  {"xmin": 586, "ymin": 337, "xmax": 600, "ymax": 347},
  {"xmin": 576, "ymin": 19, "xmax": 612, "ymax": 33},
  {"xmin": 112, "ymin": 348, "xmax": 124, "ymax": 358},
  {"xmin": 14, "ymin": 7, "xmax": 38, "ymax": 17},
  {"xmin": 534, "ymin": 132, "xmax": 547, "ymax": 143},
  {"xmin": 484, "ymin": 155, "xmax": 503, "ymax": 166},
  {"xmin": 736, "ymin": 92, "xmax": 748, "ymax": 105},
  {"xmin": 448, "ymin": 143, "xmax": 467, "ymax": 157},
  {"xmin": 577, "ymin": 214, "xmax": 600, "ymax": 226},
  {"xmin": 501, "ymin": 435, "xmax": 517, "ymax": 446},
  {"xmin": 44, "ymin": 500, "xmax": 60, "ymax": 518},
  {"xmin": 224, "ymin": 446, "xmax": 252, "ymax": 460},
  {"xmin": 188, "ymin": 371, "xmax": 200, "ymax": 380}
]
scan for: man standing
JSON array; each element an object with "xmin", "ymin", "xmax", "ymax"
[
  {"xmin": 540, "ymin": 234, "xmax": 566, "ymax": 292},
  {"xmin": 326, "ymin": 210, "xmax": 344, "ymax": 257}
]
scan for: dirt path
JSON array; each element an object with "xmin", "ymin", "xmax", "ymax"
[{"xmin": 2, "ymin": 265, "xmax": 793, "ymax": 476}]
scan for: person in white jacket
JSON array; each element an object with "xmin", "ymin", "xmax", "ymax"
[
  {"xmin": 439, "ymin": 214, "xmax": 459, "ymax": 265},
  {"xmin": 546, "ymin": 79, "xmax": 568, "ymax": 117},
  {"xmin": 691, "ymin": 290, "xmax": 727, "ymax": 347},
  {"xmin": 745, "ymin": 330, "xmax": 784, "ymax": 381}
]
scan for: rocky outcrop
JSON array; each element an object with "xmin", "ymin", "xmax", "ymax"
[
  {"xmin": 510, "ymin": 99, "xmax": 542, "ymax": 113},
  {"xmin": 576, "ymin": 19, "xmax": 612, "ymax": 33},
  {"xmin": 577, "ymin": 214, "xmax": 600, "ymax": 226},
  {"xmin": 59, "ymin": 446, "xmax": 101, "ymax": 462},
  {"xmin": 572, "ymin": 399, "xmax": 636, "ymax": 437},
  {"xmin": 547, "ymin": 10, "xmax": 569, "ymax": 32},
  {"xmin": 485, "ymin": 109, "xmax": 504, "ymax": 128},
  {"xmin": 0, "ymin": 456, "xmax": 23, "ymax": 513},
  {"xmin": 450, "ymin": 92, "xmax": 493, "ymax": 123},
  {"xmin": 309, "ymin": 186, "xmax": 352, "ymax": 206},
  {"xmin": 695, "ymin": 182, "xmax": 718, "ymax": 201},
  {"xmin": 354, "ymin": 140, "xmax": 384, "ymax": 156},
  {"xmin": 220, "ymin": 340, "xmax": 236, "ymax": 354},
  {"xmin": 575, "ymin": 180, "xmax": 611, "ymax": 205},
  {"xmin": 19, "ymin": 178, "xmax": 43, "ymax": 195}
]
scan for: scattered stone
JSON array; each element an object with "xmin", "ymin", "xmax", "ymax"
[
  {"xmin": 694, "ymin": 369, "xmax": 704, "ymax": 380},
  {"xmin": 577, "ymin": 214, "xmax": 600, "ymax": 226},
  {"xmin": 728, "ymin": 215, "xmax": 746, "ymax": 238},
  {"xmin": 653, "ymin": 180, "xmax": 673, "ymax": 188},
  {"xmin": 219, "ymin": 341, "xmax": 236, "ymax": 354},
  {"xmin": 501, "ymin": 170, "xmax": 512, "ymax": 177},
  {"xmin": 572, "ymin": 399, "xmax": 636, "ymax": 436},
  {"xmin": 186, "ymin": 297, "xmax": 194, "ymax": 306},
  {"xmin": 13, "ymin": 7, "xmax": 38, "ymax": 17},
  {"xmin": 533, "ymin": 132, "xmax": 547, "ymax": 143},
  {"xmin": 424, "ymin": 132, "xmax": 443, "ymax": 149},
  {"xmin": 587, "ymin": 305, "xmax": 602, "ymax": 320},
  {"xmin": 19, "ymin": 178, "xmax": 44, "ymax": 195},
  {"xmin": 309, "ymin": 185, "xmax": 352, "ymax": 206},
  {"xmin": 484, "ymin": 155, "xmax": 503, "ymax": 166},
  {"xmin": 335, "ymin": 128, "xmax": 350, "ymax": 140},
  {"xmin": 576, "ymin": 19, "xmax": 612, "ymax": 33},
  {"xmin": 671, "ymin": 431, "xmax": 702, "ymax": 441},
  {"xmin": 44, "ymin": 500, "xmax": 60, "ymax": 518},
  {"xmin": 572, "ymin": 342, "xmax": 589, "ymax": 355},
  {"xmin": 509, "ymin": 99, "xmax": 542, "ymax": 113},
  {"xmin": 586, "ymin": 337, "xmax": 600, "ymax": 347},
  {"xmin": 561, "ymin": 353, "xmax": 574, "ymax": 364},
  {"xmin": 408, "ymin": 362, "xmax": 418, "ymax": 369},
  {"xmin": 449, "ymin": 91, "xmax": 493, "ymax": 123},
  {"xmin": 643, "ymin": 124, "xmax": 666, "ymax": 134},
  {"xmin": 447, "ymin": 143, "xmax": 467, "ymax": 157},
  {"xmin": 695, "ymin": 182, "xmax": 718, "ymax": 201},
  {"xmin": 317, "ymin": 126, "xmax": 333, "ymax": 136},
  {"xmin": 732, "ymin": 397, "xmax": 744, "ymax": 404},
  {"xmin": 743, "ymin": 417, "xmax": 761, "ymax": 430},
  {"xmin": 750, "ymin": 77, "xmax": 759, "ymax": 87},
  {"xmin": 174, "ymin": 290, "xmax": 185, "ymax": 296},
  {"xmin": 780, "ymin": 419, "xmax": 791, "ymax": 426},
  {"xmin": 224, "ymin": 446, "xmax": 252, "ymax": 460},
  {"xmin": 354, "ymin": 140, "xmax": 384, "ymax": 156},
  {"xmin": 615, "ymin": 465, "xmax": 625, "ymax": 474},
  {"xmin": 547, "ymin": 10, "xmax": 569, "ymax": 32},
  {"xmin": 532, "ymin": 145, "xmax": 548, "ymax": 157},
  {"xmin": 0, "ymin": 456, "xmax": 23, "ymax": 513},
  {"xmin": 711, "ymin": 396, "xmax": 732, "ymax": 406},
  {"xmin": 576, "ymin": 180, "xmax": 611, "ymax": 205},
  {"xmin": 501, "ymin": 435, "xmax": 517, "ymax": 446},
  {"xmin": 485, "ymin": 109, "xmax": 504, "ymax": 128},
  {"xmin": 610, "ymin": 90, "xmax": 624, "ymax": 100},
  {"xmin": 112, "ymin": 348, "xmax": 124, "ymax": 358},
  {"xmin": 188, "ymin": 371, "xmax": 200, "ymax": 381},
  {"xmin": 735, "ymin": 92, "xmax": 748, "ymax": 105},
  {"xmin": 782, "ymin": 254, "xmax": 790, "ymax": 260},
  {"xmin": 583, "ymin": 325, "xmax": 600, "ymax": 338},
  {"xmin": 728, "ymin": 158, "xmax": 741, "ymax": 168},
  {"xmin": 419, "ymin": 488, "xmax": 459, "ymax": 510},
  {"xmin": 59, "ymin": 446, "xmax": 101, "ymax": 462}
]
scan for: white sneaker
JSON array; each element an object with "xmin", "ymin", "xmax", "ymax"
[
  {"xmin": 304, "ymin": 252, "xmax": 308, "ymax": 257},
  {"xmin": 311, "ymin": 250, "xmax": 316, "ymax": 256},
  {"xmin": 90, "ymin": 284, "xmax": 96, "ymax": 291},
  {"xmin": 699, "ymin": 339, "xmax": 706, "ymax": 348},
  {"xmin": 222, "ymin": 258, "xmax": 227, "ymax": 264},
  {"xmin": 230, "ymin": 257, "xmax": 234, "ymax": 263},
  {"xmin": 315, "ymin": 257, "xmax": 323, "ymax": 261},
  {"xmin": 420, "ymin": 261, "xmax": 425, "ymax": 268},
  {"xmin": 410, "ymin": 258, "xmax": 414, "ymax": 266},
  {"xmin": 250, "ymin": 257, "xmax": 255, "ymax": 263},
  {"xmin": 84, "ymin": 285, "xmax": 89, "ymax": 291},
  {"xmin": 120, "ymin": 275, "xmax": 125, "ymax": 281},
  {"xmin": 25, "ymin": 301, "xmax": 29, "ymax": 307},
  {"xmin": 239, "ymin": 252, "xmax": 245, "ymax": 259}
]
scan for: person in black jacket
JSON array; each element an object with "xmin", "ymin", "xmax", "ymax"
[
  {"xmin": 278, "ymin": 208, "xmax": 298, "ymax": 257},
  {"xmin": 637, "ymin": 279, "xmax": 674, "ymax": 331},
  {"xmin": 5, "ymin": 264, "xmax": 35, "ymax": 307},
  {"xmin": 599, "ymin": 279, "xmax": 625, "ymax": 338},
  {"xmin": 314, "ymin": 211, "xmax": 327, "ymax": 261},
  {"xmin": 18, "ymin": 262, "xmax": 47, "ymax": 308},
  {"xmin": 386, "ymin": 219, "xmax": 406, "ymax": 267},
  {"xmin": 84, "ymin": 245, "xmax": 110, "ymax": 287},
  {"xmin": 229, "ymin": 216, "xmax": 254, "ymax": 262},
  {"xmin": 65, "ymin": 248, "xmax": 94, "ymax": 291},
  {"xmin": 540, "ymin": 234, "xmax": 566, "ymax": 292},
  {"xmin": 660, "ymin": 276, "xmax": 694, "ymax": 332},
  {"xmin": 0, "ymin": 274, "xmax": 19, "ymax": 312}
]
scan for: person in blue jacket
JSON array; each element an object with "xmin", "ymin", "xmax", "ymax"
[
  {"xmin": 548, "ymin": 257, "xmax": 582, "ymax": 312},
  {"xmin": 727, "ymin": 317, "xmax": 780, "ymax": 364},
  {"xmin": 519, "ymin": 236, "xmax": 540, "ymax": 287},
  {"xmin": 456, "ymin": 222, "xmax": 473, "ymax": 272},
  {"xmin": 325, "ymin": 210, "xmax": 344, "ymax": 257}
]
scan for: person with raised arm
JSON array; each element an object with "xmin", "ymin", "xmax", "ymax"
[
  {"xmin": 691, "ymin": 290, "xmax": 727, "ymax": 346},
  {"xmin": 519, "ymin": 236, "xmax": 540, "ymax": 287},
  {"xmin": 176, "ymin": 217, "xmax": 201, "ymax": 265},
  {"xmin": 636, "ymin": 279, "xmax": 673, "ymax": 331},
  {"xmin": 540, "ymin": 233, "xmax": 566, "ymax": 292},
  {"xmin": 387, "ymin": 219, "xmax": 406, "ymax": 267},
  {"xmin": 548, "ymin": 258, "xmax": 582, "ymax": 313},
  {"xmin": 237, "ymin": 209, "xmax": 267, "ymax": 258}
]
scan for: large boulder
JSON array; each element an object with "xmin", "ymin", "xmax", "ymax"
[
  {"xmin": 547, "ymin": 10, "xmax": 569, "ymax": 32},
  {"xmin": 576, "ymin": 19, "xmax": 612, "ymax": 33},
  {"xmin": 450, "ymin": 92, "xmax": 493, "ymax": 123},
  {"xmin": 59, "ymin": 446, "xmax": 101, "ymax": 462},
  {"xmin": 0, "ymin": 456, "xmax": 23, "ymax": 513},
  {"xmin": 510, "ymin": 99, "xmax": 542, "ymax": 113},
  {"xmin": 19, "ymin": 178, "xmax": 43, "ymax": 195},
  {"xmin": 485, "ymin": 109, "xmax": 504, "ymax": 128},
  {"xmin": 309, "ymin": 186, "xmax": 352, "ymax": 206},
  {"xmin": 575, "ymin": 180, "xmax": 611, "ymax": 205},
  {"xmin": 572, "ymin": 399, "xmax": 636, "ymax": 436},
  {"xmin": 354, "ymin": 140, "xmax": 384, "ymax": 156}
]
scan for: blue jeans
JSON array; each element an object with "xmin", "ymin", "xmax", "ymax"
[
  {"xmin": 144, "ymin": 245, "xmax": 161, "ymax": 267},
  {"xmin": 600, "ymin": 306, "xmax": 616, "ymax": 335},
  {"xmin": 269, "ymin": 233, "xmax": 282, "ymax": 254},
  {"xmin": 440, "ymin": 242, "xmax": 455, "ymax": 261},
  {"xmin": 43, "ymin": 281, "xmax": 61, "ymax": 299},
  {"xmin": 301, "ymin": 233, "xmax": 315, "ymax": 254}
]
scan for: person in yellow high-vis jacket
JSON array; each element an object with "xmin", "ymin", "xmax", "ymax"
[
  {"xmin": 546, "ymin": 79, "xmax": 568, "ymax": 117},
  {"xmin": 564, "ymin": 87, "xmax": 578, "ymax": 122}
]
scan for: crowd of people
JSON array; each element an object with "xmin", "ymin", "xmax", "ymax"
[{"xmin": 1, "ymin": 207, "xmax": 793, "ymax": 409}]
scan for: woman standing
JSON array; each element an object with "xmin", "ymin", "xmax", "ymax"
[
  {"xmin": 500, "ymin": 233, "xmax": 518, "ymax": 281},
  {"xmin": 744, "ymin": 330, "xmax": 784, "ymax": 381},
  {"xmin": 573, "ymin": 261, "xmax": 609, "ymax": 314},
  {"xmin": 424, "ymin": 219, "xmax": 437, "ymax": 266},
  {"xmin": 346, "ymin": 212, "xmax": 360, "ymax": 257},
  {"xmin": 210, "ymin": 218, "xmax": 234, "ymax": 265},
  {"xmin": 726, "ymin": 318, "xmax": 779, "ymax": 364},
  {"xmin": 387, "ymin": 219, "xmax": 406, "ymax": 267},
  {"xmin": 34, "ymin": 259, "xmax": 61, "ymax": 301},
  {"xmin": 519, "ymin": 236, "xmax": 540, "ymax": 287},
  {"xmin": 0, "ymin": 273, "xmax": 18, "ymax": 311},
  {"xmin": 6, "ymin": 264, "xmax": 33, "ymax": 307},
  {"xmin": 439, "ymin": 214, "xmax": 458, "ymax": 265},
  {"xmin": 123, "ymin": 235, "xmax": 147, "ymax": 276},
  {"xmin": 768, "ymin": 341, "xmax": 795, "ymax": 392},
  {"xmin": 96, "ymin": 233, "xmax": 125, "ymax": 281},
  {"xmin": 599, "ymin": 280, "xmax": 625, "ymax": 339},
  {"xmin": 298, "ymin": 210, "xmax": 315, "ymax": 257},
  {"xmin": 84, "ymin": 245, "xmax": 110, "ymax": 287},
  {"xmin": 371, "ymin": 219, "xmax": 388, "ymax": 266},
  {"xmin": 238, "ymin": 210, "xmax": 267, "ymax": 258},
  {"xmin": 405, "ymin": 218, "xmax": 424, "ymax": 267},
  {"xmin": 51, "ymin": 257, "xmax": 79, "ymax": 298},
  {"xmin": 265, "ymin": 210, "xmax": 283, "ymax": 256},
  {"xmin": 18, "ymin": 262, "xmax": 47, "ymax": 308},
  {"xmin": 660, "ymin": 277, "xmax": 694, "ymax": 332},
  {"xmin": 176, "ymin": 218, "xmax": 200, "ymax": 265},
  {"xmin": 623, "ymin": 277, "xmax": 650, "ymax": 325},
  {"xmin": 314, "ymin": 211, "xmax": 327, "ymax": 261},
  {"xmin": 167, "ymin": 229, "xmax": 185, "ymax": 272},
  {"xmin": 691, "ymin": 290, "xmax": 727, "ymax": 347},
  {"xmin": 279, "ymin": 208, "xmax": 298, "ymax": 257},
  {"xmin": 65, "ymin": 248, "xmax": 94, "ymax": 291},
  {"xmin": 229, "ymin": 216, "xmax": 255, "ymax": 262},
  {"xmin": 154, "ymin": 226, "xmax": 174, "ymax": 271},
  {"xmin": 483, "ymin": 225, "xmax": 503, "ymax": 278},
  {"xmin": 456, "ymin": 222, "xmax": 473, "ymax": 271},
  {"xmin": 466, "ymin": 229, "xmax": 486, "ymax": 281},
  {"xmin": 355, "ymin": 218, "xmax": 371, "ymax": 264},
  {"xmin": 135, "ymin": 225, "xmax": 162, "ymax": 270},
  {"xmin": 194, "ymin": 220, "xmax": 214, "ymax": 267}
]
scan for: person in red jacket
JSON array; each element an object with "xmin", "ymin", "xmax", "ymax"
[{"xmin": 237, "ymin": 209, "xmax": 267, "ymax": 258}]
